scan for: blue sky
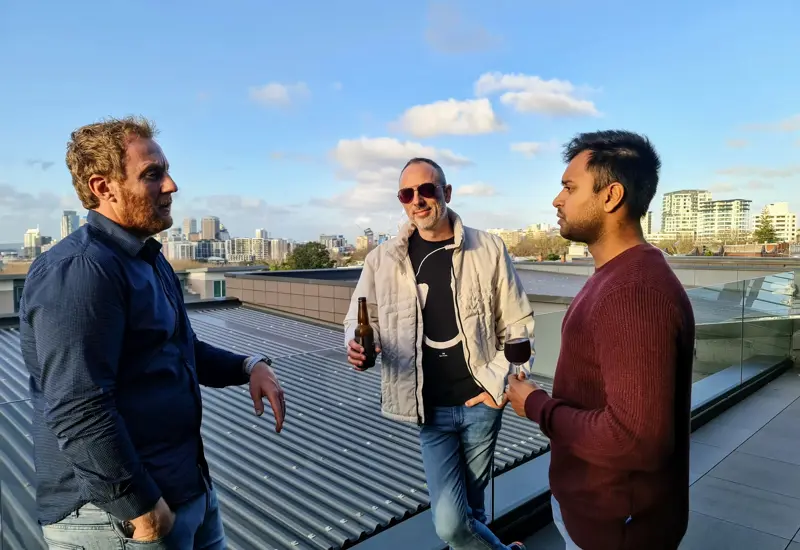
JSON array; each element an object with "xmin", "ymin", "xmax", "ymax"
[{"xmin": 1, "ymin": 0, "xmax": 798, "ymax": 243}]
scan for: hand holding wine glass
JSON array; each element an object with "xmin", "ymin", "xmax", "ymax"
[{"xmin": 504, "ymin": 323, "xmax": 531, "ymax": 389}]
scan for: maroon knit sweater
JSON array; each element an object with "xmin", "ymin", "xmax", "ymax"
[{"xmin": 525, "ymin": 244, "xmax": 694, "ymax": 550}]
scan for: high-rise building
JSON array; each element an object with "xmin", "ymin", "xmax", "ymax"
[
  {"xmin": 640, "ymin": 211, "xmax": 653, "ymax": 238},
  {"xmin": 23, "ymin": 227, "xmax": 42, "ymax": 258},
  {"xmin": 61, "ymin": 210, "xmax": 79, "ymax": 240},
  {"xmin": 201, "ymin": 217, "xmax": 220, "ymax": 240},
  {"xmin": 183, "ymin": 217, "xmax": 197, "ymax": 236},
  {"xmin": 165, "ymin": 241, "xmax": 196, "ymax": 261},
  {"xmin": 763, "ymin": 202, "xmax": 798, "ymax": 243},
  {"xmin": 320, "ymin": 234, "xmax": 346, "ymax": 250},
  {"xmin": 355, "ymin": 235, "xmax": 369, "ymax": 251},
  {"xmin": 487, "ymin": 228, "xmax": 523, "ymax": 249},
  {"xmin": 270, "ymin": 239, "xmax": 290, "ymax": 262},
  {"xmin": 255, "ymin": 228, "xmax": 269, "ymax": 240},
  {"xmin": 661, "ymin": 190, "xmax": 711, "ymax": 237},
  {"xmin": 196, "ymin": 240, "xmax": 227, "ymax": 260},
  {"xmin": 167, "ymin": 227, "xmax": 183, "ymax": 242},
  {"xmin": 364, "ymin": 228, "xmax": 374, "ymax": 247},
  {"xmin": 698, "ymin": 198, "xmax": 751, "ymax": 240}
]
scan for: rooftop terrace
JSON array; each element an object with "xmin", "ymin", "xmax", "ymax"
[
  {"xmin": 526, "ymin": 366, "xmax": 800, "ymax": 550},
  {"xmin": 0, "ymin": 303, "xmax": 551, "ymax": 550},
  {"xmin": 2, "ymin": 265, "xmax": 800, "ymax": 549}
]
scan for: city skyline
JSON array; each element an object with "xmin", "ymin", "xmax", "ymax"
[
  {"xmin": 1, "ymin": 1, "xmax": 798, "ymax": 243},
  {"xmin": 6, "ymin": 188, "xmax": 800, "ymax": 255}
]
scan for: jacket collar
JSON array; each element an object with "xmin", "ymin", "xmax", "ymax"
[{"xmin": 387, "ymin": 207, "xmax": 465, "ymax": 263}]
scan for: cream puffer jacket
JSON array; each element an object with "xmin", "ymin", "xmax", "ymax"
[{"xmin": 344, "ymin": 209, "xmax": 535, "ymax": 424}]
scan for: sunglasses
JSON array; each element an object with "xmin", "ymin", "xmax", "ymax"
[{"xmin": 397, "ymin": 182, "xmax": 442, "ymax": 204}]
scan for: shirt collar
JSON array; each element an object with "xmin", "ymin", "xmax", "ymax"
[{"xmin": 87, "ymin": 210, "xmax": 163, "ymax": 265}]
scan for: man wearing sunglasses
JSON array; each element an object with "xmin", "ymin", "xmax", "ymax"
[{"xmin": 344, "ymin": 158, "xmax": 533, "ymax": 550}]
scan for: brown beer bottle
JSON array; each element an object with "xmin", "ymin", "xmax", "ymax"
[{"xmin": 355, "ymin": 297, "xmax": 376, "ymax": 369}]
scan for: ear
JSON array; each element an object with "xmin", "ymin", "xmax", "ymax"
[
  {"xmin": 443, "ymin": 184, "xmax": 452, "ymax": 203},
  {"xmin": 88, "ymin": 174, "xmax": 117, "ymax": 204},
  {"xmin": 602, "ymin": 182, "xmax": 625, "ymax": 213}
]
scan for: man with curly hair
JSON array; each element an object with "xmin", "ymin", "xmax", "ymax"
[{"xmin": 19, "ymin": 116, "xmax": 286, "ymax": 549}]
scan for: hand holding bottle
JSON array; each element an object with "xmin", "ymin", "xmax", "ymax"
[{"xmin": 347, "ymin": 339, "xmax": 382, "ymax": 371}]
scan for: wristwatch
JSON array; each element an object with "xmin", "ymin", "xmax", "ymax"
[{"xmin": 243, "ymin": 354, "xmax": 272, "ymax": 377}]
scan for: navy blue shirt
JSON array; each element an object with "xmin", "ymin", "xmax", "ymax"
[{"xmin": 19, "ymin": 211, "xmax": 249, "ymax": 525}]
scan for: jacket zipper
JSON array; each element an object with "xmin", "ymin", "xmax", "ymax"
[
  {"xmin": 413, "ymin": 298, "xmax": 421, "ymax": 425},
  {"xmin": 450, "ymin": 262, "xmax": 492, "ymax": 401},
  {"xmin": 401, "ymin": 255, "xmax": 423, "ymax": 425}
]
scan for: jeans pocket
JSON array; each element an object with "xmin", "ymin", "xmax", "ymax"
[
  {"xmin": 109, "ymin": 516, "xmax": 177, "ymax": 550},
  {"xmin": 42, "ymin": 539, "xmax": 85, "ymax": 550}
]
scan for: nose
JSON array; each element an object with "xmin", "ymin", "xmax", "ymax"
[
  {"xmin": 552, "ymin": 191, "xmax": 563, "ymax": 209},
  {"xmin": 162, "ymin": 175, "xmax": 178, "ymax": 194}
]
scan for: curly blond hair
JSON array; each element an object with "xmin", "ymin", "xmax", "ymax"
[{"xmin": 65, "ymin": 116, "xmax": 158, "ymax": 209}]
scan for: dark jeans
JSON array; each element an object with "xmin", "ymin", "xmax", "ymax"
[
  {"xmin": 41, "ymin": 483, "xmax": 225, "ymax": 550},
  {"xmin": 419, "ymin": 404, "xmax": 514, "ymax": 550}
]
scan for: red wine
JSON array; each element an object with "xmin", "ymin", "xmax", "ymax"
[{"xmin": 504, "ymin": 337, "xmax": 531, "ymax": 364}]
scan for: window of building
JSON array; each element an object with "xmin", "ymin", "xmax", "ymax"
[
  {"xmin": 13, "ymin": 284, "xmax": 24, "ymax": 313},
  {"xmin": 214, "ymin": 280, "xmax": 226, "ymax": 298}
]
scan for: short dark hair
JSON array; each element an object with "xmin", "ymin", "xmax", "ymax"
[
  {"xmin": 563, "ymin": 130, "xmax": 661, "ymax": 219},
  {"xmin": 400, "ymin": 157, "xmax": 447, "ymax": 185}
]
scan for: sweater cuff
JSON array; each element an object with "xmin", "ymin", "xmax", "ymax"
[{"xmin": 524, "ymin": 389, "xmax": 550, "ymax": 424}]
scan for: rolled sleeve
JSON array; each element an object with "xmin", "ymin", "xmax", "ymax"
[{"xmin": 24, "ymin": 256, "xmax": 161, "ymax": 519}]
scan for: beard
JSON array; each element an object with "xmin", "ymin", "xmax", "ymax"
[
  {"xmin": 559, "ymin": 205, "xmax": 604, "ymax": 245},
  {"xmin": 117, "ymin": 185, "xmax": 173, "ymax": 238},
  {"xmin": 412, "ymin": 199, "xmax": 446, "ymax": 231}
]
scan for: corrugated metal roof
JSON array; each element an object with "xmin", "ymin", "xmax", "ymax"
[{"xmin": 0, "ymin": 305, "xmax": 550, "ymax": 550}]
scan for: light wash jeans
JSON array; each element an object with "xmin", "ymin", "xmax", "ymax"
[
  {"xmin": 419, "ymin": 404, "xmax": 516, "ymax": 550},
  {"xmin": 41, "ymin": 482, "xmax": 225, "ymax": 550},
  {"xmin": 551, "ymin": 495, "xmax": 583, "ymax": 550}
]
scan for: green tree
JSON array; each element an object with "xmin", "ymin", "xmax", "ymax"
[
  {"xmin": 752, "ymin": 207, "xmax": 778, "ymax": 243},
  {"xmin": 656, "ymin": 236, "xmax": 696, "ymax": 255},
  {"xmin": 284, "ymin": 242, "xmax": 335, "ymax": 270},
  {"xmin": 510, "ymin": 235, "xmax": 569, "ymax": 259}
]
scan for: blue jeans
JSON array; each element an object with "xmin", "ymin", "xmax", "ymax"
[
  {"xmin": 41, "ymin": 482, "xmax": 225, "ymax": 550},
  {"xmin": 419, "ymin": 404, "xmax": 512, "ymax": 550},
  {"xmin": 551, "ymin": 495, "xmax": 583, "ymax": 550}
]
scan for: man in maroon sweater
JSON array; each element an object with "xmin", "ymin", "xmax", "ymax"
[{"xmin": 506, "ymin": 130, "xmax": 695, "ymax": 550}]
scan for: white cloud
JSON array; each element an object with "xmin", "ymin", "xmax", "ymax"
[
  {"xmin": 310, "ymin": 137, "xmax": 473, "ymax": 226},
  {"xmin": 510, "ymin": 142, "xmax": 547, "ymax": 158},
  {"xmin": 709, "ymin": 183, "xmax": 738, "ymax": 193},
  {"xmin": 332, "ymin": 137, "xmax": 472, "ymax": 173},
  {"xmin": 475, "ymin": 72, "xmax": 599, "ymax": 117},
  {"xmin": 25, "ymin": 158, "xmax": 56, "ymax": 171},
  {"xmin": 725, "ymin": 139, "xmax": 749, "ymax": 149},
  {"xmin": 269, "ymin": 151, "xmax": 318, "ymax": 163},
  {"xmin": 716, "ymin": 165, "xmax": 800, "ymax": 178},
  {"xmin": 457, "ymin": 182, "xmax": 496, "ymax": 197},
  {"xmin": 173, "ymin": 194, "xmax": 332, "ymax": 242},
  {"xmin": 248, "ymin": 82, "xmax": 310, "ymax": 108},
  {"xmin": 425, "ymin": 1, "xmax": 501, "ymax": 54},
  {"xmin": 743, "ymin": 114, "xmax": 800, "ymax": 133},
  {"xmin": 747, "ymin": 180, "xmax": 774, "ymax": 190},
  {"xmin": 393, "ymin": 98, "xmax": 505, "ymax": 138},
  {"xmin": 332, "ymin": 81, "xmax": 343, "ymax": 92},
  {"xmin": 0, "ymin": 184, "xmax": 82, "ymax": 241}
]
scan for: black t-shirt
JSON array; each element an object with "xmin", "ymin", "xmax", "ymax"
[{"xmin": 408, "ymin": 231, "xmax": 482, "ymax": 408}]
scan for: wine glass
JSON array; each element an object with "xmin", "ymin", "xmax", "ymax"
[{"xmin": 504, "ymin": 323, "xmax": 531, "ymax": 389}]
